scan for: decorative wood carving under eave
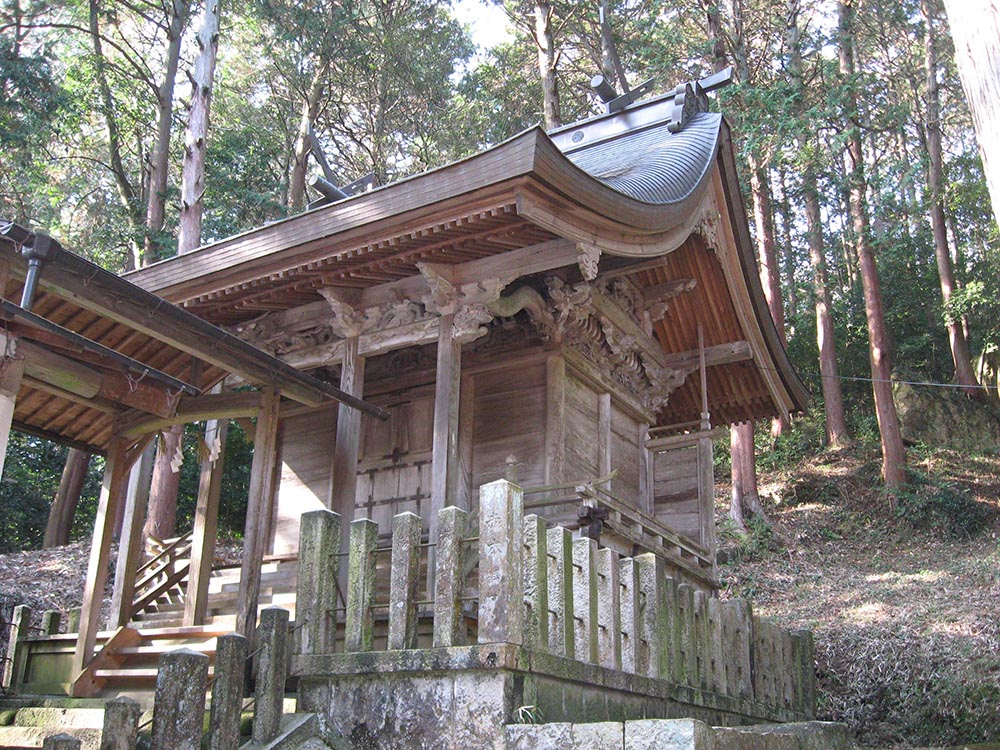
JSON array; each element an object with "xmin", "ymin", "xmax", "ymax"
[{"xmin": 694, "ymin": 207, "xmax": 723, "ymax": 257}]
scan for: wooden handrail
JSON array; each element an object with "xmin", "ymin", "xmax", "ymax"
[{"xmin": 136, "ymin": 531, "xmax": 194, "ymax": 577}]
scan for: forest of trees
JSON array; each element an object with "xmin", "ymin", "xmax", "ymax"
[{"xmin": 1, "ymin": 0, "xmax": 999, "ymax": 549}]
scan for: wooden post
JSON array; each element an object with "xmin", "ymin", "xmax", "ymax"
[
  {"xmin": 387, "ymin": 512, "xmax": 421, "ymax": 650},
  {"xmin": 522, "ymin": 514, "xmax": 549, "ymax": 652},
  {"xmin": 597, "ymin": 393, "xmax": 612, "ymax": 483},
  {"xmin": 0, "ymin": 344, "xmax": 23, "ymax": 481},
  {"xmin": 110, "ymin": 441, "xmax": 155, "ymax": 628},
  {"xmin": 619, "ymin": 557, "xmax": 639, "ymax": 673},
  {"xmin": 72, "ymin": 438, "xmax": 129, "ymax": 680},
  {"xmin": 544, "ymin": 355, "xmax": 566, "ymax": 484},
  {"xmin": 209, "ymin": 634, "xmax": 248, "ymax": 750},
  {"xmin": 3, "ymin": 605, "xmax": 30, "ymax": 690},
  {"xmin": 477, "ymin": 479, "xmax": 523, "ymax": 645},
  {"xmin": 151, "ymin": 648, "xmax": 208, "ymax": 750},
  {"xmin": 330, "ymin": 336, "xmax": 364, "ymax": 597},
  {"xmin": 571, "ymin": 537, "xmax": 598, "ymax": 664},
  {"xmin": 295, "ymin": 509, "xmax": 341, "ymax": 655},
  {"xmin": 344, "ymin": 518, "xmax": 378, "ymax": 652},
  {"xmin": 253, "ymin": 607, "xmax": 289, "ymax": 745},
  {"xmin": 236, "ymin": 387, "xmax": 281, "ymax": 644},
  {"xmin": 184, "ymin": 418, "xmax": 229, "ymax": 626},
  {"xmin": 429, "ymin": 314, "xmax": 461, "ymax": 590},
  {"xmin": 101, "ymin": 696, "xmax": 140, "ymax": 750},
  {"xmin": 546, "ymin": 526, "xmax": 574, "ymax": 659},
  {"xmin": 433, "ymin": 506, "xmax": 468, "ymax": 647},
  {"xmin": 638, "ymin": 424, "xmax": 653, "ymax": 515},
  {"xmin": 595, "ymin": 547, "xmax": 621, "ymax": 671}
]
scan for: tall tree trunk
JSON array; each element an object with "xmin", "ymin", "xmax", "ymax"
[
  {"xmin": 89, "ymin": 0, "xmax": 143, "ymax": 269},
  {"xmin": 144, "ymin": 428, "xmax": 183, "ymax": 541},
  {"xmin": 943, "ymin": 0, "xmax": 1000, "ymax": 227},
  {"xmin": 43, "ymin": 449, "xmax": 90, "ymax": 548},
  {"xmin": 839, "ymin": 0, "xmax": 907, "ymax": 490},
  {"xmin": 534, "ymin": 0, "xmax": 561, "ymax": 129},
  {"xmin": 177, "ymin": 0, "xmax": 221, "ymax": 254},
  {"xmin": 923, "ymin": 0, "xmax": 980, "ymax": 395},
  {"xmin": 142, "ymin": 0, "xmax": 188, "ymax": 265},
  {"xmin": 288, "ymin": 66, "xmax": 329, "ymax": 213},
  {"xmin": 776, "ymin": 167, "xmax": 798, "ymax": 323},
  {"xmin": 787, "ymin": 0, "xmax": 850, "ymax": 447},
  {"xmin": 730, "ymin": 421, "xmax": 766, "ymax": 531}
]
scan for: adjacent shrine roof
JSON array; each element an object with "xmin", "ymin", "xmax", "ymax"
[{"xmin": 113, "ymin": 88, "xmax": 807, "ymax": 428}]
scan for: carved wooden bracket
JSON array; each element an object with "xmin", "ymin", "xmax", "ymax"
[{"xmin": 577, "ymin": 242, "xmax": 601, "ymax": 281}]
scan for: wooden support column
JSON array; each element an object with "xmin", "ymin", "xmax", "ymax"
[
  {"xmin": 72, "ymin": 437, "xmax": 130, "ymax": 679},
  {"xmin": 696, "ymin": 325, "xmax": 716, "ymax": 577},
  {"xmin": 184, "ymin": 418, "xmax": 229, "ymax": 626},
  {"xmin": 109, "ymin": 440, "xmax": 156, "ymax": 628},
  {"xmin": 428, "ymin": 313, "xmax": 460, "ymax": 589},
  {"xmin": 330, "ymin": 336, "xmax": 364, "ymax": 601},
  {"xmin": 236, "ymin": 387, "xmax": 281, "ymax": 644},
  {"xmin": 0, "ymin": 344, "xmax": 24, "ymax": 480}
]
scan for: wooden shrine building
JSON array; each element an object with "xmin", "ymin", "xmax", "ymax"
[{"xmin": 2, "ymin": 84, "xmax": 807, "ymax": 707}]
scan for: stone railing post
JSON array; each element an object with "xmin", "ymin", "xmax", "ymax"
[
  {"xmin": 663, "ymin": 575, "xmax": 682, "ymax": 684},
  {"xmin": 208, "ymin": 634, "xmax": 248, "ymax": 750},
  {"xmin": 3, "ymin": 604, "xmax": 31, "ymax": 691},
  {"xmin": 793, "ymin": 629, "xmax": 817, "ymax": 716},
  {"xmin": 253, "ymin": 607, "xmax": 289, "ymax": 745},
  {"xmin": 571, "ymin": 537, "xmax": 598, "ymax": 664},
  {"xmin": 723, "ymin": 599, "xmax": 752, "ymax": 699},
  {"xmin": 433, "ymin": 506, "xmax": 468, "ymax": 647},
  {"xmin": 295, "ymin": 509, "xmax": 341, "ymax": 656},
  {"xmin": 706, "ymin": 597, "xmax": 726, "ymax": 696},
  {"xmin": 693, "ymin": 591, "xmax": 710, "ymax": 692},
  {"xmin": 751, "ymin": 616, "xmax": 775, "ymax": 707},
  {"xmin": 619, "ymin": 557, "xmax": 639, "ymax": 673},
  {"xmin": 344, "ymin": 518, "xmax": 378, "ymax": 652},
  {"xmin": 522, "ymin": 515, "xmax": 549, "ymax": 652},
  {"xmin": 595, "ymin": 547, "xmax": 621, "ymax": 671},
  {"xmin": 387, "ymin": 512, "xmax": 422, "ymax": 650},
  {"xmin": 477, "ymin": 479, "xmax": 523, "ymax": 645},
  {"xmin": 40, "ymin": 610, "xmax": 61, "ymax": 635},
  {"xmin": 546, "ymin": 526, "xmax": 574, "ymax": 659},
  {"xmin": 43, "ymin": 735, "xmax": 81, "ymax": 750},
  {"xmin": 635, "ymin": 554, "xmax": 665, "ymax": 679},
  {"xmin": 676, "ymin": 583, "xmax": 696, "ymax": 688},
  {"xmin": 101, "ymin": 696, "xmax": 140, "ymax": 750},
  {"xmin": 66, "ymin": 608, "xmax": 81, "ymax": 633},
  {"xmin": 151, "ymin": 648, "xmax": 209, "ymax": 750}
]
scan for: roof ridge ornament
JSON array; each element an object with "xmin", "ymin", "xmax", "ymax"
[{"xmin": 668, "ymin": 67, "xmax": 734, "ymax": 133}]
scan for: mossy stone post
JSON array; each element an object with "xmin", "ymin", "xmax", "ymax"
[
  {"xmin": 663, "ymin": 575, "xmax": 682, "ymax": 684},
  {"xmin": 42, "ymin": 734, "xmax": 81, "ymax": 750},
  {"xmin": 723, "ymin": 599, "xmax": 752, "ymax": 699},
  {"xmin": 635, "ymin": 554, "xmax": 665, "ymax": 679},
  {"xmin": 433, "ymin": 506, "xmax": 468, "ymax": 647},
  {"xmin": 387, "ymin": 512, "xmax": 422, "ymax": 650},
  {"xmin": 522, "ymin": 514, "xmax": 549, "ymax": 652},
  {"xmin": 344, "ymin": 518, "xmax": 378, "ymax": 652},
  {"xmin": 151, "ymin": 648, "xmax": 208, "ymax": 750},
  {"xmin": 693, "ymin": 591, "xmax": 710, "ymax": 692},
  {"xmin": 793, "ymin": 629, "xmax": 816, "ymax": 716},
  {"xmin": 3, "ymin": 605, "xmax": 30, "ymax": 691},
  {"xmin": 571, "ymin": 537, "xmax": 598, "ymax": 664},
  {"xmin": 101, "ymin": 696, "xmax": 140, "ymax": 750},
  {"xmin": 546, "ymin": 526, "xmax": 574, "ymax": 659},
  {"xmin": 676, "ymin": 584, "xmax": 696, "ymax": 688},
  {"xmin": 208, "ymin": 634, "xmax": 248, "ymax": 750},
  {"xmin": 40, "ymin": 610, "xmax": 61, "ymax": 635},
  {"xmin": 65, "ymin": 608, "xmax": 80, "ymax": 633},
  {"xmin": 780, "ymin": 628, "xmax": 795, "ymax": 709},
  {"xmin": 595, "ymin": 547, "xmax": 622, "ymax": 671},
  {"xmin": 706, "ymin": 597, "xmax": 726, "ymax": 696},
  {"xmin": 295, "ymin": 509, "xmax": 341, "ymax": 656},
  {"xmin": 619, "ymin": 557, "xmax": 639, "ymax": 673},
  {"xmin": 477, "ymin": 479, "xmax": 523, "ymax": 645},
  {"xmin": 751, "ymin": 617, "xmax": 773, "ymax": 707},
  {"xmin": 253, "ymin": 607, "xmax": 289, "ymax": 745}
]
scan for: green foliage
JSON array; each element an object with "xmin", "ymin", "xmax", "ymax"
[{"xmin": 893, "ymin": 472, "xmax": 992, "ymax": 539}]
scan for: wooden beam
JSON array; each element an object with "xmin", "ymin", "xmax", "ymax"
[
  {"xmin": 117, "ymin": 391, "xmax": 262, "ymax": 440},
  {"xmin": 72, "ymin": 437, "xmax": 129, "ymax": 686},
  {"xmin": 0, "ymin": 353, "xmax": 24, "ymax": 480},
  {"xmin": 14, "ymin": 338, "xmax": 102, "ymax": 399},
  {"xmin": 660, "ymin": 340, "xmax": 751, "ymax": 372},
  {"xmin": 236, "ymin": 387, "xmax": 282, "ymax": 643},
  {"xmin": 11, "ymin": 420, "xmax": 105, "ymax": 455},
  {"xmin": 22, "ymin": 376, "xmax": 119, "ymax": 415},
  {"xmin": 588, "ymin": 286, "xmax": 668, "ymax": 369},
  {"xmin": 109, "ymin": 442, "xmax": 155, "ymax": 628},
  {"xmin": 184, "ymin": 417, "xmax": 228, "ymax": 626}
]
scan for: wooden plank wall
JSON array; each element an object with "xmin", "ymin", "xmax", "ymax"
[{"xmin": 652, "ymin": 445, "xmax": 702, "ymax": 544}]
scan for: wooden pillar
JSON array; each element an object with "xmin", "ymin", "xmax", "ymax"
[
  {"xmin": 598, "ymin": 392, "xmax": 612, "ymax": 481},
  {"xmin": 73, "ymin": 437, "xmax": 130, "ymax": 678},
  {"xmin": 184, "ymin": 418, "xmax": 229, "ymax": 626},
  {"xmin": 0, "ymin": 346, "xmax": 24, "ymax": 481},
  {"xmin": 236, "ymin": 388, "xmax": 281, "ymax": 643},
  {"xmin": 544, "ymin": 354, "xmax": 566, "ymax": 484},
  {"xmin": 638, "ymin": 424, "xmax": 653, "ymax": 515},
  {"xmin": 109, "ymin": 440, "xmax": 155, "ymax": 628},
  {"xmin": 428, "ymin": 313, "xmax": 460, "ymax": 589},
  {"xmin": 330, "ymin": 336, "xmax": 364, "ymax": 602}
]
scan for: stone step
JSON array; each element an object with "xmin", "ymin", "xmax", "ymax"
[
  {"xmin": 11, "ymin": 708, "xmax": 106, "ymax": 729},
  {"xmin": 0, "ymin": 725, "xmax": 102, "ymax": 750}
]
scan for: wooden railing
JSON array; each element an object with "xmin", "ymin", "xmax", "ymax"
[
  {"xmin": 294, "ymin": 479, "xmax": 817, "ymax": 718},
  {"xmin": 130, "ymin": 532, "xmax": 194, "ymax": 617}
]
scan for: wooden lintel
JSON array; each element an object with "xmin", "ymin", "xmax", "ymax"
[
  {"xmin": 587, "ymin": 286, "xmax": 668, "ymax": 369},
  {"xmin": 116, "ymin": 391, "xmax": 262, "ymax": 440},
  {"xmin": 283, "ymin": 317, "xmax": 440, "ymax": 370},
  {"xmin": 11, "ymin": 420, "xmax": 106, "ymax": 455},
  {"xmin": 22, "ymin": 376, "xmax": 120, "ymax": 415},
  {"xmin": 660, "ymin": 340, "xmax": 751, "ymax": 372},
  {"xmin": 645, "ymin": 428, "xmax": 723, "ymax": 452},
  {"xmin": 15, "ymin": 338, "xmax": 103, "ymax": 399},
  {"xmin": 643, "ymin": 278, "xmax": 697, "ymax": 304}
]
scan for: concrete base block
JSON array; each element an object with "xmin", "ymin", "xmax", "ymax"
[
  {"xmin": 572, "ymin": 721, "xmax": 623, "ymax": 749},
  {"xmin": 505, "ymin": 723, "xmax": 572, "ymax": 750},
  {"xmin": 624, "ymin": 719, "xmax": 713, "ymax": 750}
]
